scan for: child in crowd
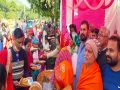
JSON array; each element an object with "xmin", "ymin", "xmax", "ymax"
[{"xmin": 24, "ymin": 38, "xmax": 33, "ymax": 76}]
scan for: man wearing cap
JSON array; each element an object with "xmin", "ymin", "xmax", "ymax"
[{"xmin": 77, "ymin": 39, "xmax": 103, "ymax": 90}]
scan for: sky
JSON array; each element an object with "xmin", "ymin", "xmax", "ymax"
[{"xmin": 16, "ymin": 0, "xmax": 31, "ymax": 8}]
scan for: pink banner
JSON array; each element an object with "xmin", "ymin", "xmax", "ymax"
[
  {"xmin": 74, "ymin": 8, "xmax": 105, "ymax": 32},
  {"xmin": 72, "ymin": 0, "xmax": 105, "ymax": 32},
  {"xmin": 61, "ymin": 0, "xmax": 114, "ymax": 33},
  {"xmin": 62, "ymin": 0, "xmax": 66, "ymax": 33}
]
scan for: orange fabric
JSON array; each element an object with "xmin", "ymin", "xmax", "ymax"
[
  {"xmin": 77, "ymin": 61, "xmax": 103, "ymax": 90},
  {"xmin": 55, "ymin": 60, "xmax": 74, "ymax": 89}
]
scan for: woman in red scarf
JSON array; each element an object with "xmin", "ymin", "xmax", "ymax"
[{"xmin": 54, "ymin": 31, "xmax": 73, "ymax": 89}]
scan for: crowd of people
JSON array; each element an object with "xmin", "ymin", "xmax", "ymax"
[{"xmin": 0, "ymin": 19, "xmax": 120, "ymax": 90}]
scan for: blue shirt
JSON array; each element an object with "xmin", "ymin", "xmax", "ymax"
[
  {"xmin": 102, "ymin": 64, "xmax": 120, "ymax": 90},
  {"xmin": 0, "ymin": 41, "xmax": 3, "ymax": 51},
  {"xmin": 76, "ymin": 43, "xmax": 85, "ymax": 84}
]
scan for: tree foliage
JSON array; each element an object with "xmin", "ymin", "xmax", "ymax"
[
  {"xmin": 28, "ymin": 0, "xmax": 60, "ymax": 22},
  {"xmin": 0, "ymin": 0, "xmax": 37, "ymax": 19}
]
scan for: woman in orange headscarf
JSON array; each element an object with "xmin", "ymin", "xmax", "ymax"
[{"xmin": 77, "ymin": 39, "xmax": 103, "ymax": 90}]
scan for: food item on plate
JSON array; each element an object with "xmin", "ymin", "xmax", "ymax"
[
  {"xmin": 37, "ymin": 70, "xmax": 53, "ymax": 84},
  {"xmin": 19, "ymin": 77, "xmax": 30, "ymax": 87},
  {"xmin": 29, "ymin": 82, "xmax": 42, "ymax": 90}
]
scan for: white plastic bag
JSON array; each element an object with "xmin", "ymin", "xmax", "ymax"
[{"xmin": 72, "ymin": 53, "xmax": 78, "ymax": 75}]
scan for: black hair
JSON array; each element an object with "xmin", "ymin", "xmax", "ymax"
[
  {"xmin": 13, "ymin": 28, "xmax": 24, "ymax": 39},
  {"xmin": 57, "ymin": 35, "xmax": 60, "ymax": 44},
  {"xmin": 24, "ymin": 38, "xmax": 31, "ymax": 46},
  {"xmin": 69, "ymin": 24, "xmax": 77, "ymax": 33},
  {"xmin": 39, "ymin": 44, "xmax": 43, "ymax": 49},
  {"xmin": 80, "ymin": 20, "xmax": 89, "ymax": 30},
  {"xmin": 109, "ymin": 36, "xmax": 120, "ymax": 52},
  {"xmin": 91, "ymin": 28, "xmax": 99, "ymax": 35},
  {"xmin": 0, "ymin": 64, "xmax": 7, "ymax": 90},
  {"xmin": 70, "ymin": 34, "xmax": 73, "ymax": 40},
  {"xmin": 47, "ymin": 23, "xmax": 51, "ymax": 28},
  {"xmin": 45, "ymin": 35, "xmax": 48, "ymax": 40}
]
